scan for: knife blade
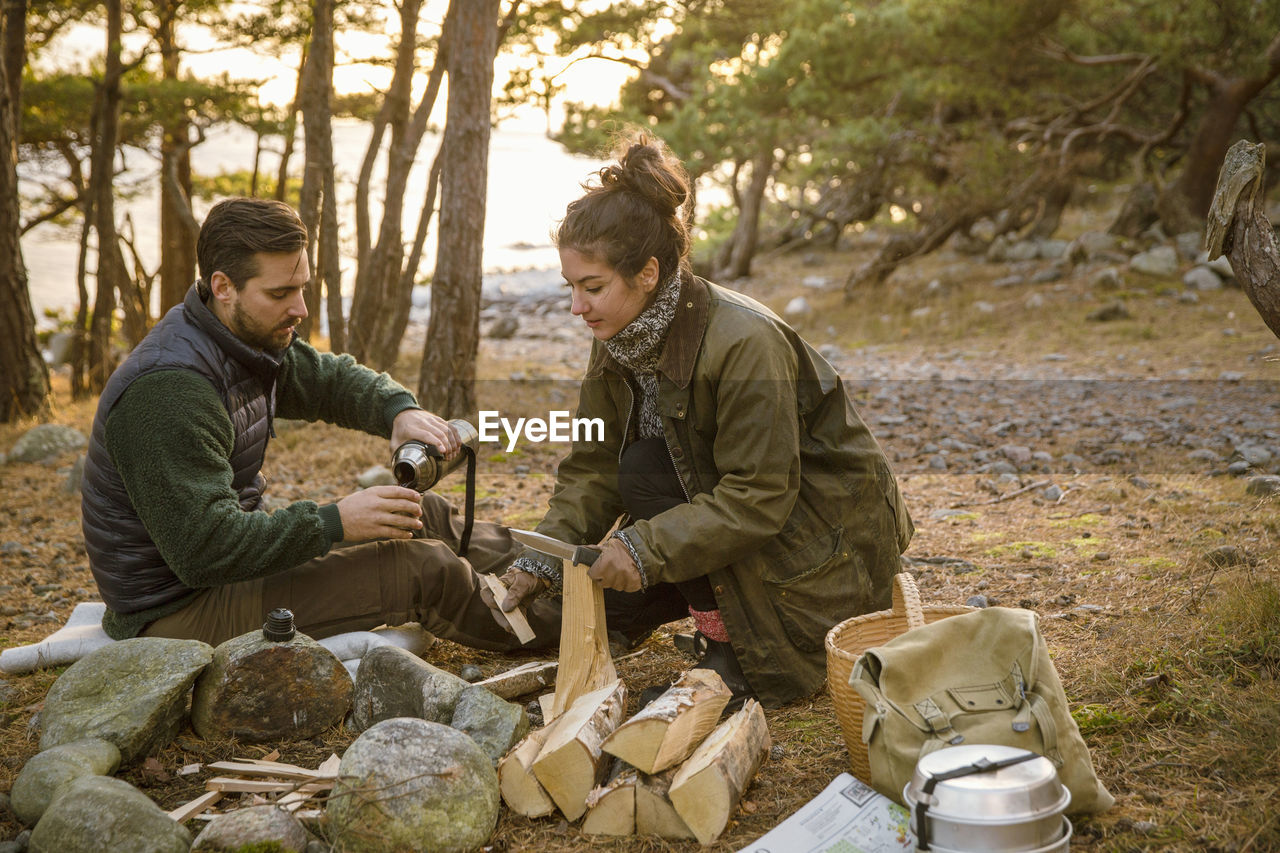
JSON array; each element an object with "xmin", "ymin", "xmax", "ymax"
[{"xmin": 509, "ymin": 528, "xmax": 601, "ymax": 567}]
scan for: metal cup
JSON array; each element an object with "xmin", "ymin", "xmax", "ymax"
[{"xmin": 391, "ymin": 418, "xmax": 478, "ymax": 491}]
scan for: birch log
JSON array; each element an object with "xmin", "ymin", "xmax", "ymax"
[
  {"xmin": 531, "ymin": 679, "xmax": 627, "ymax": 820},
  {"xmin": 602, "ymin": 668, "xmax": 732, "ymax": 774},
  {"xmin": 475, "ymin": 661, "xmax": 558, "ymax": 700},
  {"xmin": 581, "ymin": 763, "xmax": 638, "ymax": 836},
  {"xmin": 498, "ymin": 727, "xmax": 556, "ymax": 818},
  {"xmin": 669, "ymin": 699, "xmax": 771, "ymax": 844},
  {"xmin": 1205, "ymin": 140, "xmax": 1280, "ymax": 339},
  {"xmin": 635, "ymin": 769, "xmax": 696, "ymax": 840},
  {"xmin": 549, "ymin": 556, "xmax": 617, "ymax": 720}
]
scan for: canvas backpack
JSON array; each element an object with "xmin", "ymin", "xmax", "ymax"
[{"xmin": 850, "ymin": 606, "xmax": 1115, "ymax": 815}]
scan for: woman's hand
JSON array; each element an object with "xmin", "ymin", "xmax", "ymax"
[
  {"xmin": 586, "ymin": 538, "xmax": 642, "ymax": 592},
  {"xmin": 480, "ymin": 567, "xmax": 547, "ymax": 633}
]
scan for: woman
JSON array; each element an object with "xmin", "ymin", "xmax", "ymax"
[{"xmin": 488, "ymin": 133, "xmax": 913, "ymax": 708}]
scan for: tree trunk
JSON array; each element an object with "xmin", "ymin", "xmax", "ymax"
[
  {"xmin": 273, "ymin": 52, "xmax": 305, "ymax": 203},
  {"xmin": 320, "ymin": 157, "xmax": 343, "ymax": 351},
  {"xmin": 348, "ymin": 0, "xmax": 442, "ymax": 368},
  {"xmin": 417, "ymin": 0, "xmax": 497, "ymax": 415},
  {"xmin": 2, "ymin": 0, "xmax": 25, "ymax": 142},
  {"xmin": 88, "ymin": 0, "xmax": 142, "ymax": 389},
  {"xmin": 714, "ymin": 144, "xmax": 774, "ymax": 281},
  {"xmin": 1206, "ymin": 140, "xmax": 1280, "ymax": 339},
  {"xmin": 296, "ymin": 0, "xmax": 335, "ymax": 342},
  {"xmin": 1174, "ymin": 34, "xmax": 1280, "ymax": 222},
  {"xmin": 844, "ymin": 210, "xmax": 974, "ymax": 294},
  {"xmin": 0, "ymin": 20, "xmax": 49, "ymax": 423},
  {"xmin": 157, "ymin": 0, "xmax": 196, "ymax": 315}
]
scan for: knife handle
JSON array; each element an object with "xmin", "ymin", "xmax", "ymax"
[{"xmin": 571, "ymin": 545, "xmax": 600, "ymax": 567}]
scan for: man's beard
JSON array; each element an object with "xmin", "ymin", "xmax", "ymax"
[{"xmin": 230, "ymin": 301, "xmax": 296, "ymax": 352}]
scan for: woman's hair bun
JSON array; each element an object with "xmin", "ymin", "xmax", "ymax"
[{"xmin": 607, "ymin": 135, "xmax": 689, "ymax": 218}]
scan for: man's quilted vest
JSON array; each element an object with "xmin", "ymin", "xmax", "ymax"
[{"xmin": 82, "ymin": 284, "xmax": 284, "ymax": 613}]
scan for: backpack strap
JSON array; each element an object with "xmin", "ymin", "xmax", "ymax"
[{"xmin": 1026, "ymin": 689, "xmax": 1064, "ymax": 766}]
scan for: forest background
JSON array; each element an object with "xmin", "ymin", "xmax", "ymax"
[{"xmin": 1, "ymin": 1, "xmax": 1279, "ymax": 850}]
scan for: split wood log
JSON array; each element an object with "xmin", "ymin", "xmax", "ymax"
[
  {"xmin": 581, "ymin": 763, "xmax": 638, "ymax": 836},
  {"xmin": 602, "ymin": 668, "xmax": 732, "ymax": 774},
  {"xmin": 474, "ymin": 660, "xmax": 558, "ymax": 699},
  {"xmin": 549, "ymin": 556, "xmax": 617, "ymax": 721},
  {"xmin": 531, "ymin": 679, "xmax": 627, "ymax": 820},
  {"xmin": 204, "ymin": 760, "xmax": 335, "ymax": 781},
  {"xmin": 635, "ymin": 769, "xmax": 696, "ymax": 840},
  {"xmin": 479, "ymin": 573, "xmax": 537, "ymax": 643},
  {"xmin": 205, "ymin": 777, "xmax": 333, "ymax": 795},
  {"xmin": 669, "ymin": 699, "xmax": 771, "ymax": 844},
  {"xmin": 1206, "ymin": 139, "xmax": 1280, "ymax": 339},
  {"xmin": 498, "ymin": 727, "xmax": 557, "ymax": 818},
  {"xmin": 166, "ymin": 790, "xmax": 223, "ymax": 823}
]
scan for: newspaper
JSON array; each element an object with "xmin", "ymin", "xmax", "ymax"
[{"xmin": 736, "ymin": 773, "xmax": 915, "ymax": 853}]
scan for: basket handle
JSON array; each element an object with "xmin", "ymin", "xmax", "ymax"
[{"xmin": 891, "ymin": 572, "xmax": 926, "ymax": 631}]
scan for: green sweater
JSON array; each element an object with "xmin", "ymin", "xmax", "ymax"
[{"xmin": 101, "ymin": 339, "xmax": 418, "ymax": 639}]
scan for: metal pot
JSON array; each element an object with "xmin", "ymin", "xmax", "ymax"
[{"xmin": 904, "ymin": 744, "xmax": 1071, "ymax": 852}]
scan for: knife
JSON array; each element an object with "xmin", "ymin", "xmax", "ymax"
[{"xmin": 509, "ymin": 528, "xmax": 601, "ymax": 567}]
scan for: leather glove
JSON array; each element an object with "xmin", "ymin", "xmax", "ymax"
[
  {"xmin": 586, "ymin": 537, "xmax": 642, "ymax": 593},
  {"xmin": 480, "ymin": 567, "xmax": 548, "ymax": 634}
]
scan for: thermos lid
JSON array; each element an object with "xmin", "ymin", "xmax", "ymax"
[{"xmin": 904, "ymin": 745, "xmax": 1070, "ymax": 824}]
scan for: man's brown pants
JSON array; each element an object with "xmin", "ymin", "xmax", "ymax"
[{"xmin": 140, "ymin": 492, "xmax": 561, "ymax": 649}]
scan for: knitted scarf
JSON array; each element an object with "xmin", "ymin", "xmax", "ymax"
[{"xmin": 603, "ymin": 269, "xmax": 681, "ymax": 438}]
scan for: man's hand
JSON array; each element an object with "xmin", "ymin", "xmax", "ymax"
[
  {"xmin": 391, "ymin": 409, "xmax": 459, "ymax": 459},
  {"xmin": 587, "ymin": 538, "xmax": 642, "ymax": 592},
  {"xmin": 336, "ymin": 485, "xmax": 423, "ymax": 542},
  {"xmin": 480, "ymin": 567, "xmax": 548, "ymax": 634}
]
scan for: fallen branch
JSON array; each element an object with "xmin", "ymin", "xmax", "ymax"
[{"xmin": 952, "ymin": 480, "xmax": 1051, "ymax": 508}]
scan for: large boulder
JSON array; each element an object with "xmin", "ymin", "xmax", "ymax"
[
  {"xmin": 7, "ymin": 424, "xmax": 87, "ymax": 463},
  {"xmin": 192, "ymin": 629, "xmax": 351, "ymax": 742},
  {"xmin": 191, "ymin": 805, "xmax": 310, "ymax": 852},
  {"xmin": 29, "ymin": 775, "xmax": 191, "ymax": 853},
  {"xmin": 39, "ymin": 638, "xmax": 212, "ymax": 763},
  {"xmin": 10, "ymin": 739, "xmax": 121, "ymax": 825},
  {"xmin": 327, "ymin": 718, "xmax": 499, "ymax": 853},
  {"xmin": 1129, "ymin": 245, "xmax": 1179, "ymax": 278},
  {"xmin": 349, "ymin": 645, "xmax": 469, "ymax": 732}
]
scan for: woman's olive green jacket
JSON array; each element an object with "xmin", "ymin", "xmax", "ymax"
[{"xmin": 530, "ymin": 275, "xmax": 913, "ymax": 706}]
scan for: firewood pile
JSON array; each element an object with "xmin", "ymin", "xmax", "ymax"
[
  {"xmin": 165, "ymin": 750, "xmax": 341, "ymax": 825},
  {"xmin": 499, "ymin": 668, "xmax": 771, "ymax": 844}
]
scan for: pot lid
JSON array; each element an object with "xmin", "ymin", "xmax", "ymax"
[{"xmin": 904, "ymin": 745, "xmax": 1070, "ymax": 823}]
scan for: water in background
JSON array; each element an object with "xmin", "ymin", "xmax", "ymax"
[{"xmin": 18, "ymin": 119, "xmax": 608, "ymax": 326}]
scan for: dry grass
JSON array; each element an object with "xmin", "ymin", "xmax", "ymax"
[{"xmin": 2, "ymin": 228, "xmax": 1279, "ymax": 851}]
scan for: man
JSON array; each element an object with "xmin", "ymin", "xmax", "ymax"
[{"xmin": 81, "ymin": 197, "xmax": 557, "ymax": 648}]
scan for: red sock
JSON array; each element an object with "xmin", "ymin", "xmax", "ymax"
[{"xmin": 689, "ymin": 607, "xmax": 730, "ymax": 642}]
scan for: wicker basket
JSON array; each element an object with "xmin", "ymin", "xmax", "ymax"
[{"xmin": 825, "ymin": 572, "xmax": 975, "ymax": 784}]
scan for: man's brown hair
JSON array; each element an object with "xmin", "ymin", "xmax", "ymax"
[{"xmin": 196, "ymin": 198, "xmax": 308, "ymax": 296}]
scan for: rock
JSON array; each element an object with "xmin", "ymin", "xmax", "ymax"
[
  {"xmin": 1042, "ymin": 484, "xmax": 1064, "ymax": 502},
  {"xmin": 40, "ymin": 638, "xmax": 213, "ymax": 764},
  {"xmin": 991, "ymin": 274, "xmax": 1025, "ymax": 288},
  {"xmin": 1000, "ymin": 445, "xmax": 1032, "ymax": 465},
  {"xmin": 460, "ymin": 664, "xmax": 484, "ymax": 683},
  {"xmin": 1246, "ymin": 476, "xmax": 1280, "ymax": 497},
  {"xmin": 1030, "ymin": 266, "xmax": 1063, "ymax": 284},
  {"xmin": 1174, "ymin": 231, "xmax": 1203, "ymax": 260},
  {"xmin": 1120, "ymin": 431, "xmax": 1146, "ymax": 443},
  {"xmin": 1235, "ymin": 445, "xmax": 1272, "ymax": 467},
  {"xmin": 1087, "ymin": 301, "xmax": 1132, "ymax": 322},
  {"xmin": 1203, "ymin": 545, "xmax": 1248, "ymax": 568},
  {"xmin": 965, "ymin": 595, "xmax": 990, "ymax": 608},
  {"xmin": 1178, "ymin": 290, "xmax": 1201, "ymax": 304},
  {"xmin": 1067, "ymin": 231, "xmax": 1122, "ymax": 263},
  {"xmin": 327, "ymin": 718, "xmax": 499, "ymax": 853},
  {"xmin": 487, "ymin": 316, "xmax": 519, "ymax": 340},
  {"xmin": 61, "ymin": 454, "xmax": 85, "ymax": 494},
  {"xmin": 1183, "ymin": 266, "xmax": 1222, "ymax": 291},
  {"xmin": 0, "ymin": 678, "xmax": 16, "ymax": 706},
  {"xmin": 192, "ymin": 629, "xmax": 352, "ymax": 743},
  {"xmin": 450, "ymin": 685, "xmax": 530, "ymax": 764},
  {"xmin": 350, "ymin": 646, "xmax": 470, "ymax": 732},
  {"xmin": 974, "ymin": 301, "xmax": 995, "ymax": 313},
  {"xmin": 7, "ymin": 425, "xmax": 87, "ymax": 464},
  {"xmin": 801, "ymin": 275, "xmax": 830, "ymax": 289},
  {"xmin": 1130, "ymin": 245, "xmax": 1179, "ymax": 278},
  {"xmin": 10, "ymin": 739, "xmax": 121, "ymax": 825},
  {"xmin": 1228, "ymin": 460, "xmax": 1253, "ymax": 476},
  {"xmin": 191, "ymin": 806, "xmax": 310, "ymax": 853},
  {"xmin": 44, "ymin": 331, "xmax": 75, "ymax": 366},
  {"xmin": 28, "ymin": 776, "xmax": 191, "ymax": 853},
  {"xmin": 783, "ymin": 296, "xmax": 812, "ymax": 323},
  {"xmin": 1204, "ymin": 254, "xmax": 1234, "ymax": 280},
  {"xmin": 1091, "ymin": 267, "xmax": 1123, "ymax": 291},
  {"xmin": 356, "ymin": 465, "xmax": 396, "ymax": 488},
  {"xmin": 1005, "ymin": 241, "xmax": 1040, "ymax": 262},
  {"xmin": 1025, "ymin": 293, "xmax": 1046, "ymax": 309},
  {"xmin": 1188, "ymin": 449, "xmax": 1221, "ymax": 463}
]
